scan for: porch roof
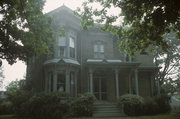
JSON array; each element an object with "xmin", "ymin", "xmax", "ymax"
[
  {"xmin": 138, "ymin": 66, "xmax": 160, "ymax": 71},
  {"xmin": 44, "ymin": 58, "xmax": 80, "ymax": 66},
  {"xmin": 86, "ymin": 59, "xmax": 140, "ymax": 67}
]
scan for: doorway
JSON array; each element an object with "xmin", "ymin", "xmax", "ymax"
[{"xmin": 93, "ymin": 76, "xmax": 107, "ymax": 100}]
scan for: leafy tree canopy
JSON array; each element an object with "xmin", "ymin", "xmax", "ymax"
[
  {"xmin": 5, "ymin": 80, "xmax": 20, "ymax": 97},
  {"xmin": 154, "ymin": 32, "xmax": 180, "ymax": 86},
  {"xmin": 77, "ymin": 0, "xmax": 180, "ymax": 54},
  {"xmin": 0, "ymin": 0, "xmax": 55, "ymax": 64}
]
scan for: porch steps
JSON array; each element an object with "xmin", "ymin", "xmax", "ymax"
[{"xmin": 93, "ymin": 102, "xmax": 125, "ymax": 117}]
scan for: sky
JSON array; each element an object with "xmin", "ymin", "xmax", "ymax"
[{"xmin": 1, "ymin": 0, "xmax": 121, "ymax": 90}]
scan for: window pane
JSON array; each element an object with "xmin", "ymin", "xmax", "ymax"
[
  {"xmin": 94, "ymin": 45, "xmax": 98, "ymax": 52},
  {"xmin": 93, "ymin": 43, "xmax": 104, "ymax": 59},
  {"xmin": 94, "ymin": 53, "xmax": 98, "ymax": 58},
  {"xmin": 69, "ymin": 37, "xmax": 75, "ymax": 48},
  {"xmin": 58, "ymin": 37, "xmax": 66, "ymax": 46},
  {"xmin": 48, "ymin": 72, "xmax": 53, "ymax": 92},
  {"xmin": 70, "ymin": 72, "xmax": 75, "ymax": 97},
  {"xmin": 99, "ymin": 53, "xmax": 104, "ymax": 59},
  {"xmin": 57, "ymin": 73, "xmax": 66, "ymax": 92},
  {"xmin": 99, "ymin": 45, "xmax": 104, "ymax": 52},
  {"xmin": 70, "ymin": 47, "xmax": 75, "ymax": 58},
  {"xmin": 59, "ymin": 47, "xmax": 65, "ymax": 57}
]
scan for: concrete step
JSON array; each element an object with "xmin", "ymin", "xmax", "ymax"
[
  {"xmin": 93, "ymin": 102, "xmax": 125, "ymax": 117},
  {"xmin": 93, "ymin": 112, "xmax": 125, "ymax": 117},
  {"xmin": 94, "ymin": 108, "xmax": 122, "ymax": 111}
]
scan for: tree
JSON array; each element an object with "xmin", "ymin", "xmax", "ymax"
[
  {"xmin": 154, "ymin": 33, "xmax": 180, "ymax": 86},
  {"xmin": 153, "ymin": 32, "xmax": 180, "ymax": 94},
  {"xmin": 77, "ymin": 0, "xmax": 180, "ymax": 54},
  {"xmin": 5, "ymin": 80, "xmax": 20, "ymax": 98},
  {"xmin": 0, "ymin": 0, "xmax": 55, "ymax": 65}
]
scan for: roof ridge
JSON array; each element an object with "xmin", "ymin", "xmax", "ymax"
[{"xmin": 47, "ymin": 5, "xmax": 73, "ymax": 14}]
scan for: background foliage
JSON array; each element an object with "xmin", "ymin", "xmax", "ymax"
[
  {"xmin": 77, "ymin": 0, "xmax": 180, "ymax": 55},
  {"xmin": 0, "ymin": 0, "xmax": 55, "ymax": 64}
]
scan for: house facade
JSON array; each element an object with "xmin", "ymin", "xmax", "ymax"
[{"xmin": 26, "ymin": 6, "xmax": 159, "ymax": 101}]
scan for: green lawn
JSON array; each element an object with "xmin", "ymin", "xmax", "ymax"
[{"xmin": 0, "ymin": 111, "xmax": 180, "ymax": 119}]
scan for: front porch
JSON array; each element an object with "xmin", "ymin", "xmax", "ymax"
[{"xmin": 86, "ymin": 59, "xmax": 157, "ymax": 101}]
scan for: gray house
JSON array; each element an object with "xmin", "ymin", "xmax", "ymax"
[{"xmin": 26, "ymin": 5, "xmax": 159, "ymax": 101}]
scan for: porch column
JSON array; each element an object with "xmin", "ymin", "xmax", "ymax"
[
  {"xmin": 89, "ymin": 68, "xmax": 93, "ymax": 94},
  {"xmin": 48, "ymin": 75, "xmax": 51, "ymax": 92},
  {"xmin": 53, "ymin": 71, "xmax": 57, "ymax": 91},
  {"xmin": 150, "ymin": 72, "xmax": 155, "ymax": 96},
  {"xmin": 134, "ymin": 69, "xmax": 139, "ymax": 95},
  {"xmin": 66, "ymin": 70, "xmax": 70, "ymax": 94},
  {"xmin": 129, "ymin": 70, "xmax": 132, "ymax": 94},
  {"xmin": 115, "ymin": 69, "xmax": 119, "ymax": 99},
  {"xmin": 156, "ymin": 79, "xmax": 160, "ymax": 95},
  {"xmin": 45, "ymin": 71, "xmax": 48, "ymax": 92}
]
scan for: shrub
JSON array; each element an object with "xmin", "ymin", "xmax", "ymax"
[
  {"xmin": 119, "ymin": 94, "xmax": 171, "ymax": 116},
  {"xmin": 142, "ymin": 97, "xmax": 159, "ymax": 115},
  {"xmin": 0, "ymin": 100, "xmax": 13, "ymax": 114},
  {"xmin": 154, "ymin": 94, "xmax": 171, "ymax": 114},
  {"xmin": 71, "ymin": 93, "xmax": 96, "ymax": 117},
  {"xmin": 27, "ymin": 92, "xmax": 69, "ymax": 119},
  {"xmin": 119, "ymin": 94, "xmax": 144, "ymax": 116},
  {"xmin": 9, "ymin": 90, "xmax": 33, "ymax": 116}
]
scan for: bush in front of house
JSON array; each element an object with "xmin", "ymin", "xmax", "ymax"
[
  {"xmin": 0, "ymin": 99, "xmax": 13, "ymax": 114},
  {"xmin": 119, "ymin": 94, "xmax": 144, "ymax": 116},
  {"xmin": 154, "ymin": 94, "xmax": 171, "ymax": 114},
  {"xmin": 26, "ymin": 92, "xmax": 70, "ymax": 119},
  {"xmin": 70, "ymin": 93, "xmax": 96, "ymax": 117},
  {"xmin": 142, "ymin": 97, "xmax": 159, "ymax": 115},
  {"xmin": 119, "ymin": 94, "xmax": 171, "ymax": 116},
  {"xmin": 10, "ymin": 90, "xmax": 33, "ymax": 116}
]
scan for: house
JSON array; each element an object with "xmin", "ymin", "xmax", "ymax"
[{"xmin": 26, "ymin": 5, "xmax": 159, "ymax": 101}]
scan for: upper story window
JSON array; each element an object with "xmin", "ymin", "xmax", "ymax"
[
  {"xmin": 58, "ymin": 37, "xmax": 66, "ymax": 57},
  {"xmin": 69, "ymin": 36, "xmax": 75, "ymax": 58},
  {"xmin": 58, "ymin": 37, "xmax": 66, "ymax": 46},
  {"xmin": 59, "ymin": 46, "xmax": 65, "ymax": 57},
  {"xmin": 94, "ymin": 42, "xmax": 104, "ymax": 59}
]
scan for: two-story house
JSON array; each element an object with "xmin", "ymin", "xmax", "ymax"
[{"xmin": 26, "ymin": 5, "xmax": 159, "ymax": 101}]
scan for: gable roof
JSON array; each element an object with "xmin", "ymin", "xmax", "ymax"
[
  {"xmin": 48, "ymin": 5, "xmax": 74, "ymax": 15},
  {"xmin": 47, "ymin": 5, "xmax": 80, "ymax": 20}
]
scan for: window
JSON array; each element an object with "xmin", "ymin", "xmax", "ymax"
[
  {"xmin": 69, "ymin": 36, "xmax": 75, "ymax": 58},
  {"xmin": 57, "ymin": 73, "xmax": 66, "ymax": 92},
  {"xmin": 70, "ymin": 72, "xmax": 75, "ymax": 97},
  {"xmin": 69, "ymin": 37, "xmax": 75, "ymax": 48},
  {"xmin": 48, "ymin": 72, "xmax": 53, "ymax": 92},
  {"xmin": 58, "ymin": 37, "xmax": 66, "ymax": 46},
  {"xmin": 94, "ymin": 43, "xmax": 104, "ymax": 59},
  {"xmin": 59, "ymin": 46, "xmax": 65, "ymax": 57}
]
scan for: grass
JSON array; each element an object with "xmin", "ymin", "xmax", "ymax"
[
  {"xmin": 0, "ymin": 111, "xmax": 180, "ymax": 119},
  {"xmin": 0, "ymin": 115, "xmax": 31, "ymax": 119}
]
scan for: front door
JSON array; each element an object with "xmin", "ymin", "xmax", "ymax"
[{"xmin": 93, "ymin": 76, "xmax": 107, "ymax": 100}]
